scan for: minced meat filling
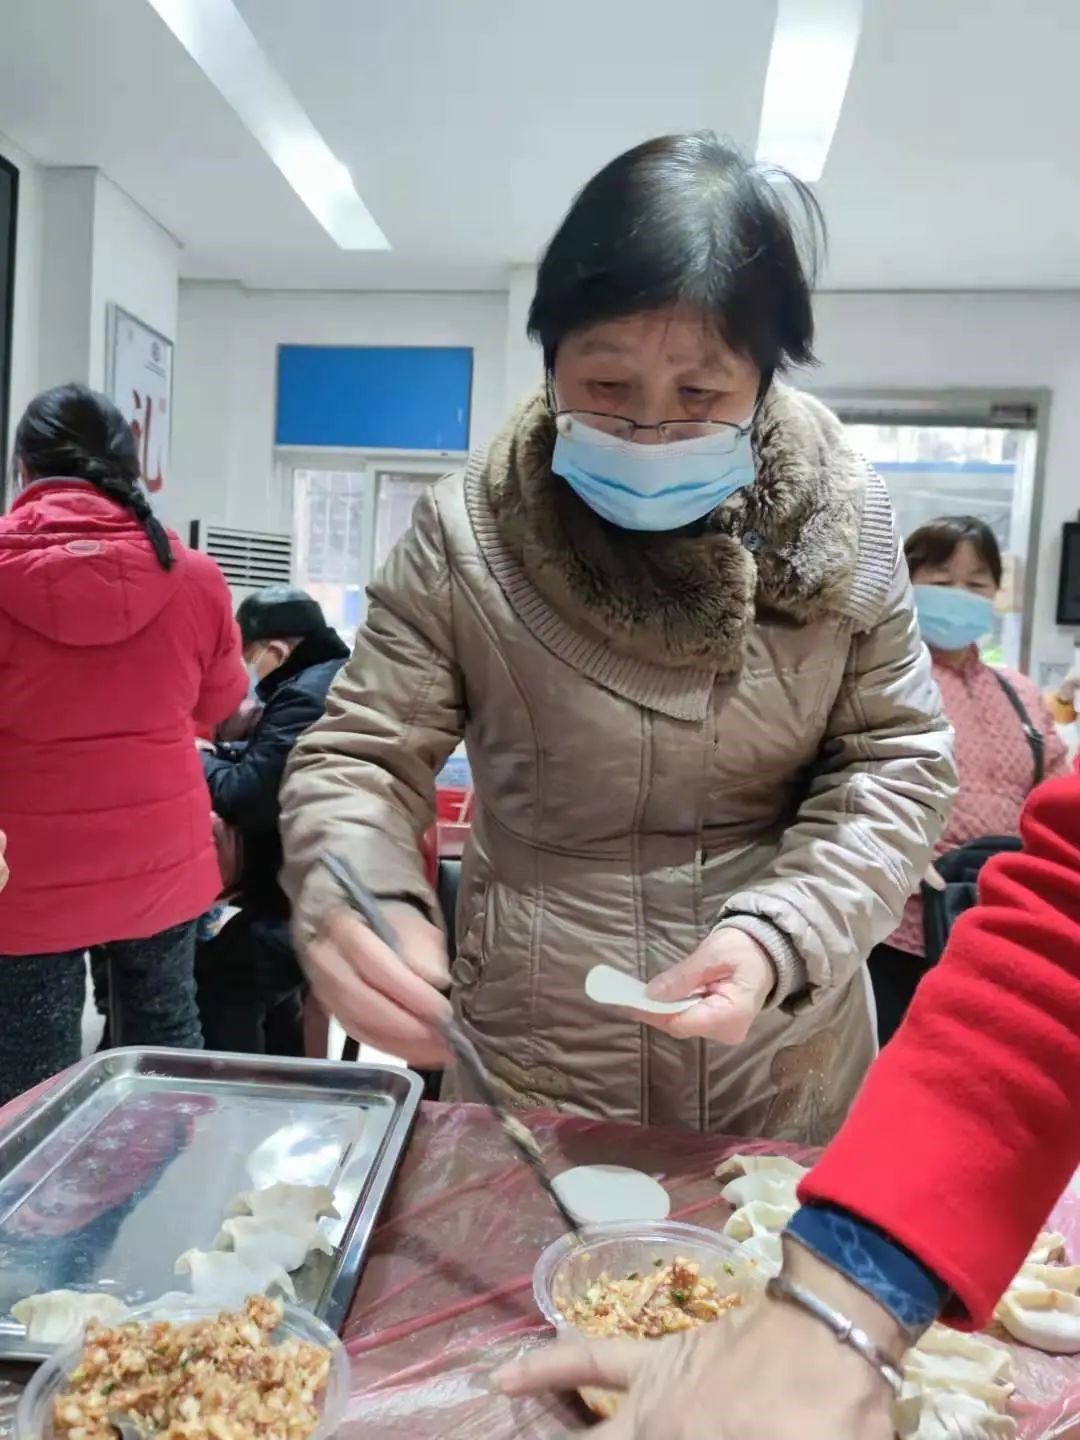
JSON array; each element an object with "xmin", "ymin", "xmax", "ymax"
[
  {"xmin": 562, "ymin": 1257, "xmax": 741, "ymax": 1340},
  {"xmin": 52, "ymin": 1296, "xmax": 330, "ymax": 1440}
]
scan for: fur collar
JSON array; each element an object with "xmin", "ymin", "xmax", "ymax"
[{"xmin": 482, "ymin": 384, "xmax": 867, "ymax": 675}]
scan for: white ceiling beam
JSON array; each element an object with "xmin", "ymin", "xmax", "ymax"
[
  {"xmin": 756, "ymin": 0, "xmax": 864, "ymax": 182},
  {"xmin": 143, "ymin": 0, "xmax": 389, "ymax": 250}
]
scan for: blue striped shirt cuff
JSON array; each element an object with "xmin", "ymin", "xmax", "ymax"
[{"xmin": 786, "ymin": 1203, "xmax": 949, "ymax": 1333}]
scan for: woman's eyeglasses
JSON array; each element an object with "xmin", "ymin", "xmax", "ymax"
[{"xmin": 556, "ymin": 410, "xmax": 755, "ymax": 445}]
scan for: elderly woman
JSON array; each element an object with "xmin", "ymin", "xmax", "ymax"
[
  {"xmin": 280, "ymin": 133, "xmax": 954, "ymax": 1142},
  {"xmin": 868, "ymin": 515, "xmax": 1068, "ymax": 1042}
]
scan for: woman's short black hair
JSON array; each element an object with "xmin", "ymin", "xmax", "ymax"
[
  {"xmin": 14, "ymin": 382, "xmax": 174, "ymax": 570},
  {"xmin": 904, "ymin": 515, "xmax": 1004, "ymax": 589},
  {"xmin": 527, "ymin": 132, "xmax": 824, "ymax": 377}
]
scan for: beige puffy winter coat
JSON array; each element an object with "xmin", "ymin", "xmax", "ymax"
[{"xmin": 281, "ymin": 386, "xmax": 955, "ymax": 1142}]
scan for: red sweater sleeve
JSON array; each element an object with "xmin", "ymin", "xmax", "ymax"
[{"xmin": 800, "ymin": 773, "xmax": 1080, "ymax": 1327}]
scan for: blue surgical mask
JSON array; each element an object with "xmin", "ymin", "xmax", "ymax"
[
  {"xmin": 913, "ymin": 584, "xmax": 994, "ymax": 651},
  {"xmin": 551, "ymin": 415, "xmax": 756, "ymax": 532}
]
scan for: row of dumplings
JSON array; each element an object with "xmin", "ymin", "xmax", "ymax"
[
  {"xmin": 994, "ymin": 1229, "xmax": 1080, "ymax": 1355},
  {"xmin": 175, "ymin": 1181, "xmax": 339, "ymax": 1302},
  {"xmin": 11, "ymin": 1181, "xmax": 338, "ymax": 1346},
  {"xmin": 711, "ymin": 1155, "xmax": 1080, "ymax": 1440},
  {"xmin": 896, "ymin": 1326, "xmax": 1015, "ymax": 1440},
  {"xmin": 714, "ymin": 1152, "xmax": 807, "ymax": 1275}
]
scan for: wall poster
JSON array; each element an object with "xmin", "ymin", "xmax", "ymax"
[{"xmin": 106, "ymin": 303, "xmax": 173, "ymax": 493}]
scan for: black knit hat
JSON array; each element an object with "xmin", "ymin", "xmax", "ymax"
[{"xmin": 236, "ymin": 586, "xmax": 329, "ymax": 646}]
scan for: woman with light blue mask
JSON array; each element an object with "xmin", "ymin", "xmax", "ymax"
[
  {"xmin": 868, "ymin": 515, "xmax": 1068, "ymax": 1043},
  {"xmin": 280, "ymin": 133, "xmax": 955, "ymax": 1147}
]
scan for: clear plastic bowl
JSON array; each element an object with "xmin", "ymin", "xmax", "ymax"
[
  {"xmin": 15, "ymin": 1298, "xmax": 348, "ymax": 1440},
  {"xmin": 533, "ymin": 1220, "xmax": 758, "ymax": 1332}
]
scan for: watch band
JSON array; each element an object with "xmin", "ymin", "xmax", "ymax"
[{"xmin": 766, "ymin": 1273, "xmax": 905, "ymax": 1397}]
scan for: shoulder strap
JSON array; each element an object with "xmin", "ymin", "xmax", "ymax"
[{"xmin": 991, "ymin": 669, "xmax": 1045, "ymax": 788}]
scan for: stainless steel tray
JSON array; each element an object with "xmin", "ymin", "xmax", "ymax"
[{"xmin": 0, "ymin": 1048, "xmax": 422, "ymax": 1362}]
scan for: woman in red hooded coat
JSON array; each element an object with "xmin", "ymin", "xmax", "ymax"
[{"xmin": 0, "ymin": 383, "xmax": 246, "ymax": 1102}]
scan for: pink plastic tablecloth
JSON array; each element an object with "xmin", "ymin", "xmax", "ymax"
[
  {"xmin": 0, "ymin": 1092, "xmax": 1077, "ymax": 1437},
  {"xmin": 338, "ymin": 1105, "xmax": 1080, "ymax": 1439}
]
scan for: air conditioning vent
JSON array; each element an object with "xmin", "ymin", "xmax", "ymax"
[{"xmin": 204, "ymin": 527, "xmax": 292, "ymax": 587}]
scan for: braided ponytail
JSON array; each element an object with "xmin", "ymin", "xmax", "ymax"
[
  {"xmin": 98, "ymin": 475, "xmax": 175, "ymax": 570},
  {"xmin": 14, "ymin": 383, "xmax": 174, "ymax": 570}
]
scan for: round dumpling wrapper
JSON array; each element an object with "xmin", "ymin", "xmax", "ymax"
[{"xmin": 551, "ymin": 1165, "xmax": 670, "ymax": 1225}]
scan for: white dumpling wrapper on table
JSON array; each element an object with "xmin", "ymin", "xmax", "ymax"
[
  {"xmin": 213, "ymin": 1215, "xmax": 335, "ymax": 1273},
  {"xmin": 714, "ymin": 1153, "xmax": 807, "ymax": 1184},
  {"xmin": 226, "ymin": 1182, "xmax": 339, "ymax": 1223},
  {"xmin": 719, "ymin": 1171, "xmax": 801, "ymax": 1210},
  {"xmin": 175, "ymin": 1248, "xmax": 297, "ymax": 1302},
  {"xmin": 11, "ymin": 1291, "xmax": 129, "ymax": 1345},
  {"xmin": 996, "ymin": 1285, "xmax": 1080, "ymax": 1354}
]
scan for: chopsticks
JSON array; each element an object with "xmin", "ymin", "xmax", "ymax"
[{"xmin": 320, "ymin": 851, "xmax": 583, "ymax": 1239}]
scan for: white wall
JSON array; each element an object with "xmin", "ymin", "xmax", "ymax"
[
  {"xmin": 88, "ymin": 172, "xmax": 179, "ymax": 392},
  {"xmin": 172, "ymin": 282, "xmax": 508, "ymax": 535},
  {"xmin": 38, "ymin": 170, "xmax": 96, "ymax": 391},
  {"xmin": 0, "ymin": 129, "xmax": 44, "ymax": 431},
  {"xmin": 0, "ymin": 149, "xmax": 179, "ymax": 448},
  {"xmin": 504, "ymin": 264, "xmax": 541, "ymax": 412}
]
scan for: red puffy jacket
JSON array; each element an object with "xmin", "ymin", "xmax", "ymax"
[
  {"xmin": 0, "ymin": 480, "xmax": 247, "ymax": 955},
  {"xmin": 803, "ymin": 772, "xmax": 1080, "ymax": 1325}
]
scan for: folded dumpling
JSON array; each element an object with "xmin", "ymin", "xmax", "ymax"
[
  {"xmin": 226, "ymin": 1182, "xmax": 338, "ymax": 1223},
  {"xmin": 1012, "ymin": 1262, "xmax": 1080, "ymax": 1295},
  {"xmin": 11, "ymin": 1291, "xmax": 129, "ymax": 1345},
  {"xmin": 723, "ymin": 1200, "xmax": 795, "ymax": 1240},
  {"xmin": 996, "ymin": 1286, "xmax": 1080, "ymax": 1354},
  {"xmin": 714, "ymin": 1154, "xmax": 807, "ymax": 1184},
  {"xmin": 737, "ymin": 1230, "xmax": 785, "ymax": 1274},
  {"xmin": 1025, "ymin": 1231, "xmax": 1066, "ymax": 1265},
  {"xmin": 894, "ymin": 1387, "xmax": 1017, "ymax": 1440},
  {"xmin": 175, "ymin": 1248, "xmax": 297, "ymax": 1302},
  {"xmin": 213, "ymin": 1215, "xmax": 334, "ymax": 1273},
  {"xmin": 719, "ymin": 1171, "xmax": 801, "ymax": 1211},
  {"xmin": 906, "ymin": 1324, "xmax": 1013, "ymax": 1390},
  {"xmin": 722, "ymin": 1200, "xmax": 792, "ymax": 1276}
]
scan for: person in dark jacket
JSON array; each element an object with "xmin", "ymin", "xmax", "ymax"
[{"xmin": 197, "ymin": 587, "xmax": 349, "ymax": 1054}]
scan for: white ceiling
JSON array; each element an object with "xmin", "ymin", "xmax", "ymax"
[{"xmin": 1, "ymin": 0, "xmax": 1078, "ymax": 291}]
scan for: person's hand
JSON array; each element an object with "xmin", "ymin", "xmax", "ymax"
[
  {"xmin": 0, "ymin": 830, "xmax": 7, "ymax": 893},
  {"xmin": 497, "ymin": 1242, "xmax": 901, "ymax": 1440},
  {"xmin": 1056, "ymin": 669, "xmax": 1080, "ymax": 705},
  {"xmin": 629, "ymin": 928, "xmax": 775, "ymax": 1043},
  {"xmin": 305, "ymin": 905, "xmax": 452, "ymax": 1066}
]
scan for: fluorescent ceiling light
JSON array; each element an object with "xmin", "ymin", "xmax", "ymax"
[
  {"xmin": 756, "ymin": 0, "xmax": 863, "ymax": 183},
  {"xmin": 143, "ymin": 0, "xmax": 389, "ymax": 249}
]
